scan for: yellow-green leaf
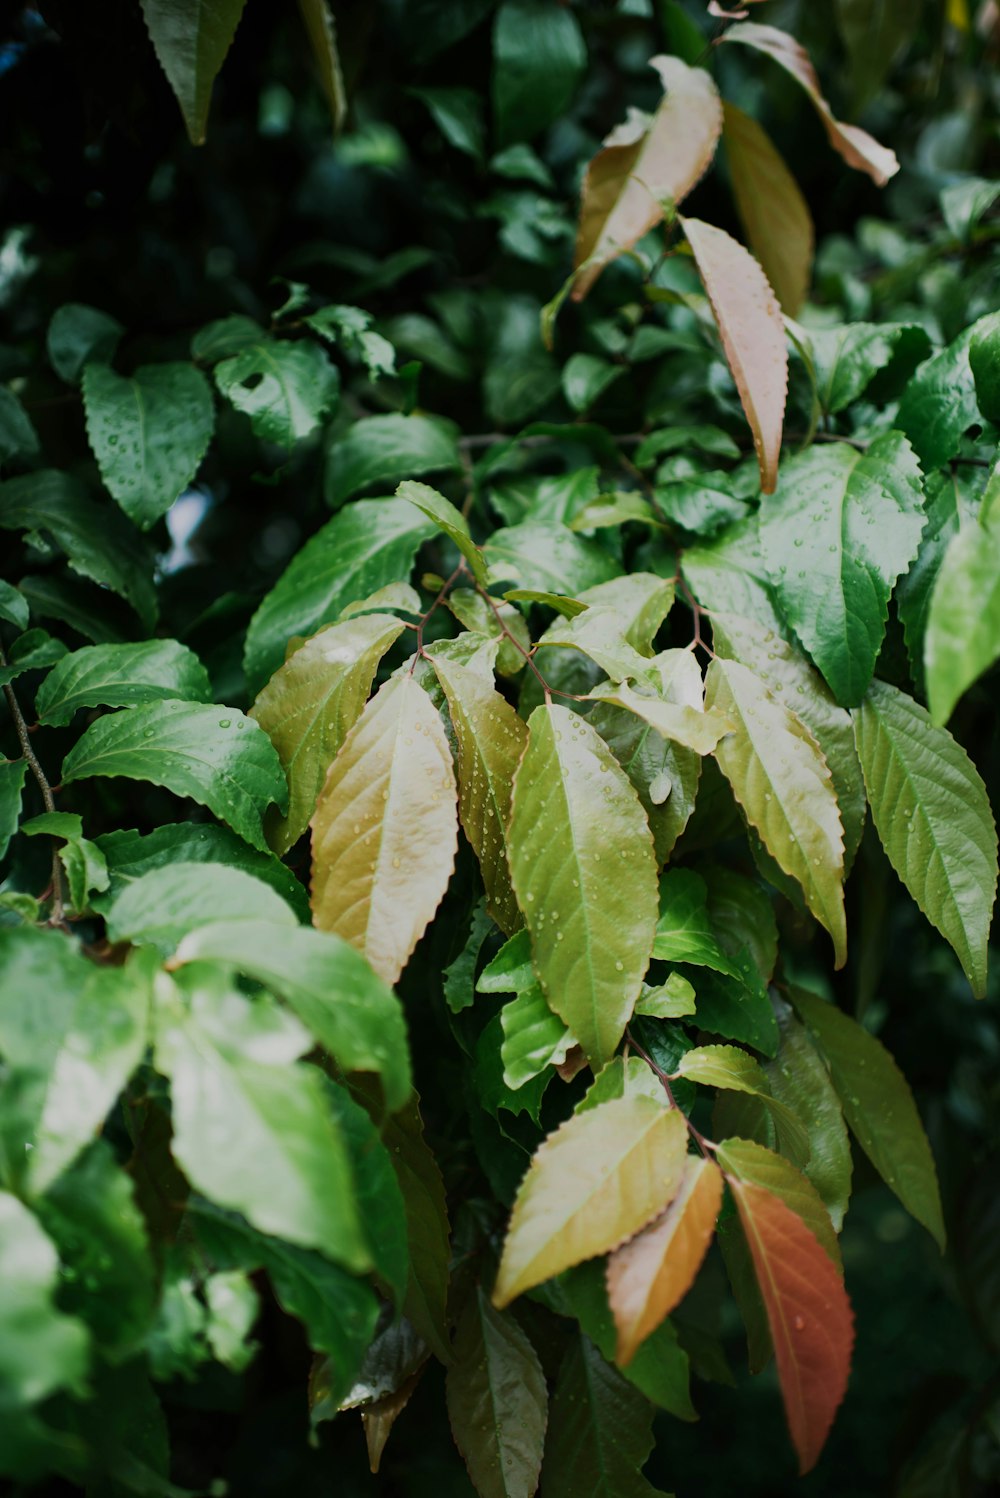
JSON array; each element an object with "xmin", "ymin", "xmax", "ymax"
[
  {"xmin": 493, "ymin": 1096, "xmax": 688, "ymax": 1308},
  {"xmin": 311, "ymin": 673, "xmax": 458, "ymax": 985},
  {"xmin": 507, "ymin": 704, "xmax": 658, "ymax": 1066},
  {"xmin": 706, "ymin": 659, "xmax": 846, "ymax": 968},
  {"xmin": 723, "ymin": 102, "xmax": 813, "ymax": 316},
  {"xmin": 397, "ymin": 480, "xmax": 489, "ymax": 587},
  {"xmin": 251, "ymin": 613, "xmax": 405, "ymax": 855}
]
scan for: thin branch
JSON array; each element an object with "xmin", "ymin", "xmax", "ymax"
[{"xmin": 626, "ymin": 1027, "xmax": 715, "ymax": 1158}]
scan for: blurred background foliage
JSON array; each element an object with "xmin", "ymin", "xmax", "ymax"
[{"xmin": 1, "ymin": 1, "xmax": 999, "ymax": 1493}]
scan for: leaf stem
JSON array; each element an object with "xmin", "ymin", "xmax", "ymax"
[
  {"xmin": 625, "ymin": 1026, "xmax": 716, "ymax": 1158},
  {"xmin": 0, "ymin": 648, "xmax": 66, "ymax": 924}
]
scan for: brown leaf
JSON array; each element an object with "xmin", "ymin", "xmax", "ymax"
[
  {"xmin": 572, "ymin": 55, "xmax": 722, "ymax": 301},
  {"xmin": 363, "ymin": 1368, "xmax": 424, "ymax": 1473},
  {"xmin": 727, "ymin": 1180, "xmax": 854, "ymax": 1473},
  {"xmin": 681, "ymin": 217, "xmax": 788, "ymax": 493},
  {"xmin": 723, "ymin": 102, "xmax": 814, "ymax": 315},
  {"xmin": 607, "ymin": 1155, "xmax": 723, "ymax": 1365},
  {"xmin": 310, "ymin": 672, "xmax": 458, "ymax": 985},
  {"xmin": 721, "ymin": 22, "xmax": 899, "ymax": 186}
]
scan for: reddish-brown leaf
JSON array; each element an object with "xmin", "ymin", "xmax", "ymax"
[
  {"xmin": 723, "ymin": 102, "xmax": 814, "ymax": 316},
  {"xmin": 681, "ymin": 218, "xmax": 788, "ymax": 493},
  {"xmin": 721, "ymin": 23, "xmax": 899, "ymax": 186},
  {"xmin": 572, "ymin": 55, "xmax": 722, "ymax": 301},
  {"xmin": 607, "ymin": 1155, "xmax": 723, "ymax": 1365},
  {"xmin": 728, "ymin": 1180, "xmax": 854, "ymax": 1474}
]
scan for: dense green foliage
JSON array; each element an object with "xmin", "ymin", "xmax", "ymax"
[{"xmin": 2, "ymin": 1, "xmax": 999, "ymax": 1494}]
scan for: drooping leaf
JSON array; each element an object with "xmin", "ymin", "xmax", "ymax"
[
  {"xmin": 243, "ymin": 497, "xmax": 434, "ymax": 690},
  {"xmin": 710, "ymin": 611, "xmax": 867, "ymax": 868},
  {"xmin": 36, "ymin": 640, "xmax": 212, "ymax": 727},
  {"xmin": 106, "ymin": 862, "xmax": 297, "ymax": 952},
  {"xmin": 726, "ymin": 1180, "xmax": 853, "ymax": 1474},
  {"xmin": 492, "ymin": 0, "xmax": 586, "ymax": 149},
  {"xmin": 681, "ymin": 513, "xmax": 778, "ymax": 629},
  {"xmin": 61, "ymin": 701, "xmax": 288, "ymax": 853},
  {"xmin": 681, "ymin": 217, "xmax": 787, "ymax": 493},
  {"xmin": 250, "ymin": 612, "xmax": 405, "ymax": 854},
  {"xmin": 47, "ymin": 302, "xmax": 122, "ymax": 384},
  {"xmin": 924, "ymin": 513, "xmax": 1000, "ymax": 726},
  {"xmin": 0, "ymin": 470, "xmax": 157, "ymax": 630},
  {"xmin": 606, "ymin": 1156, "xmax": 723, "ymax": 1365},
  {"xmin": 678, "ymin": 1046, "xmax": 809, "ymax": 1163},
  {"xmin": 397, "ymin": 479, "xmax": 489, "ymax": 586},
  {"xmin": 758, "ymin": 434, "xmax": 925, "ymax": 706},
  {"xmin": 0, "ymin": 759, "xmax": 27, "ymax": 862},
  {"xmin": 446, "ymin": 1286, "xmax": 548, "ymax": 1498},
  {"xmin": 82, "ymin": 362, "xmax": 215, "ymax": 530},
  {"xmin": 572, "ymin": 55, "xmax": 722, "ymax": 301},
  {"xmin": 589, "ymin": 698, "xmax": 701, "ymax": 866},
  {"xmin": 507, "ymin": 704, "xmax": 658, "ymax": 1066},
  {"xmin": 0, "ymin": 1190, "xmax": 89, "ymax": 1407},
  {"xmin": 297, "ymin": 0, "xmax": 347, "ymax": 133},
  {"xmin": 190, "ymin": 1198, "xmax": 379, "ymax": 1398},
  {"xmin": 326, "ymin": 413, "xmax": 461, "ymax": 508},
  {"xmin": 173, "ymin": 920, "xmax": 411, "ymax": 1111},
  {"xmin": 706, "ymin": 659, "xmax": 847, "ymax": 967},
  {"xmin": 716, "ymin": 1138, "xmax": 841, "ymax": 1268},
  {"xmin": 214, "ymin": 338, "xmax": 338, "ymax": 446},
  {"xmin": 493, "ymin": 1096, "xmax": 688, "ymax": 1307},
  {"xmin": 765, "ymin": 1007, "xmax": 852, "ymax": 1231},
  {"xmin": 540, "ymin": 1334, "xmax": 668, "ymax": 1498},
  {"xmin": 433, "ymin": 655, "xmax": 527, "ymax": 934},
  {"xmin": 142, "ymin": 1, "xmax": 249, "ymax": 145},
  {"xmin": 154, "ymin": 965, "xmax": 369, "ymax": 1268},
  {"xmin": 723, "ymin": 102, "xmax": 813, "ymax": 315},
  {"xmin": 721, "ymin": 21, "xmax": 898, "ymax": 185},
  {"xmin": 311, "ymin": 673, "xmax": 458, "ymax": 986},
  {"xmin": 791, "ymin": 985, "xmax": 945, "ymax": 1249},
  {"xmin": 853, "ymin": 679, "xmax": 997, "ymax": 998}
]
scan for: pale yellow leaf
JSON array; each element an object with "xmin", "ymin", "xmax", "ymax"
[
  {"xmin": 493, "ymin": 1096, "xmax": 689, "ymax": 1308},
  {"xmin": 573, "ymin": 55, "xmax": 722, "ymax": 301},
  {"xmin": 723, "ymin": 102, "xmax": 813, "ymax": 316},
  {"xmin": 681, "ymin": 217, "xmax": 788, "ymax": 493},
  {"xmin": 722, "ymin": 22, "xmax": 899, "ymax": 186},
  {"xmin": 310, "ymin": 673, "xmax": 458, "ymax": 985},
  {"xmin": 607, "ymin": 1155, "xmax": 723, "ymax": 1364}
]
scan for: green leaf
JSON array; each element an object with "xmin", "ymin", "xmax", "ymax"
[
  {"xmin": 0, "ymin": 1190, "xmax": 89, "ymax": 1407},
  {"xmin": 654, "ymin": 868, "xmax": 753, "ymax": 982},
  {"xmin": 214, "ymin": 338, "xmax": 338, "ymax": 446},
  {"xmin": 682, "ymin": 514, "xmax": 779, "ymax": 631},
  {"xmin": 896, "ymin": 318, "xmax": 994, "ymax": 468},
  {"xmin": 807, "ymin": 321, "xmax": 931, "ymax": 414},
  {"xmin": 475, "ymin": 1011, "xmax": 550, "ymax": 1125},
  {"xmin": 17, "ymin": 574, "xmax": 133, "ymax": 646},
  {"xmin": 140, "ymin": 0, "xmax": 249, "ymax": 145},
  {"xmin": 305, "ymin": 305, "xmax": 396, "ymax": 381},
  {"xmin": 47, "ymin": 302, "xmax": 122, "ymax": 383},
  {"xmin": 323, "ymin": 1081, "xmax": 409, "ymax": 1305},
  {"xmin": 189, "ymin": 1198, "xmax": 379, "ymax": 1400},
  {"xmin": 589, "ymin": 699, "xmax": 700, "ymax": 865},
  {"xmin": 494, "ymin": 1097, "xmax": 688, "ymax": 1307},
  {"xmin": 36, "ymin": 640, "xmax": 212, "ymax": 727},
  {"xmin": 0, "ymin": 629, "xmax": 67, "ymax": 687},
  {"xmin": 701, "ymin": 864, "xmax": 778, "ymax": 985},
  {"xmin": 765, "ymin": 1005, "xmax": 852, "ymax": 1231},
  {"xmin": 0, "ymin": 759, "xmax": 26, "ymax": 862},
  {"xmin": 706, "ymin": 659, "xmax": 847, "ymax": 968},
  {"xmin": 0, "ymin": 929, "xmax": 149, "ymax": 1195},
  {"xmin": 634, "ymin": 973, "xmax": 696, "ymax": 1019},
  {"xmin": 62, "ymin": 701, "xmax": 288, "ymax": 853},
  {"xmin": 654, "ymin": 474, "xmax": 750, "ymax": 538},
  {"xmin": 853, "ymin": 679, "xmax": 997, "ymax": 997},
  {"xmin": 191, "ymin": 313, "xmax": 262, "ymax": 362},
  {"xmin": 758, "ymin": 434, "xmax": 925, "ymax": 706},
  {"xmin": 297, "ymin": 0, "xmax": 347, "ymax": 134},
  {"xmin": 326, "ymin": 413, "xmax": 461, "ymax": 509},
  {"xmin": 446, "ymin": 1287, "xmax": 548, "ymax": 1498},
  {"xmin": 715, "ymin": 1137, "xmax": 841, "ymax": 1269},
  {"xmin": 0, "ymin": 470, "xmax": 157, "ymax": 630},
  {"xmin": 411, "ymin": 86, "xmax": 485, "ymax": 161},
  {"xmin": 710, "ymin": 610, "xmax": 867, "ymax": 869},
  {"xmin": 562, "ymin": 354, "xmax": 624, "ymax": 414},
  {"xmin": 173, "ymin": 919, "xmax": 411, "ymax": 1111},
  {"xmin": 0, "ymin": 387, "xmax": 39, "ymax": 465},
  {"xmin": 678, "ymin": 1045, "xmax": 809, "ymax": 1163},
  {"xmin": 444, "ymin": 898, "xmax": 493, "ymax": 1014},
  {"xmin": 508, "ymin": 704, "xmax": 658, "ymax": 1066},
  {"xmin": 36, "ymin": 1142, "xmax": 155, "ymax": 1360},
  {"xmin": 93, "ymin": 822, "xmax": 309, "ymax": 922},
  {"xmin": 485, "ymin": 521, "xmax": 617, "ymax": 595},
  {"xmin": 970, "ymin": 313, "xmax": 1000, "ymax": 424},
  {"xmin": 790, "ymin": 986, "xmax": 944, "ymax": 1250},
  {"xmin": 941, "ymin": 176, "xmax": 1000, "ymax": 241},
  {"xmin": 924, "ymin": 512, "xmax": 1000, "ymax": 725},
  {"xmin": 0, "ymin": 580, "xmax": 28, "ymax": 631},
  {"xmin": 541, "ymin": 1334, "xmax": 669, "ymax": 1498},
  {"xmin": 250, "ymin": 612, "xmax": 405, "ymax": 854},
  {"xmin": 106, "ymin": 862, "xmax": 297, "ymax": 952},
  {"xmin": 82, "ymin": 361, "xmax": 215, "ymax": 530},
  {"xmin": 243, "ymin": 496, "xmax": 434, "ymax": 690},
  {"xmin": 895, "ymin": 471, "xmax": 972, "ymax": 692},
  {"xmin": 434, "ymin": 654, "xmax": 528, "ymax": 934},
  {"xmin": 492, "ymin": 0, "xmax": 586, "ymax": 148},
  {"xmin": 155, "ymin": 964, "xmax": 368, "ymax": 1267},
  {"xmin": 501, "ymin": 984, "xmax": 575, "ymax": 1089},
  {"xmin": 397, "ymin": 479, "xmax": 488, "ymax": 586}
]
